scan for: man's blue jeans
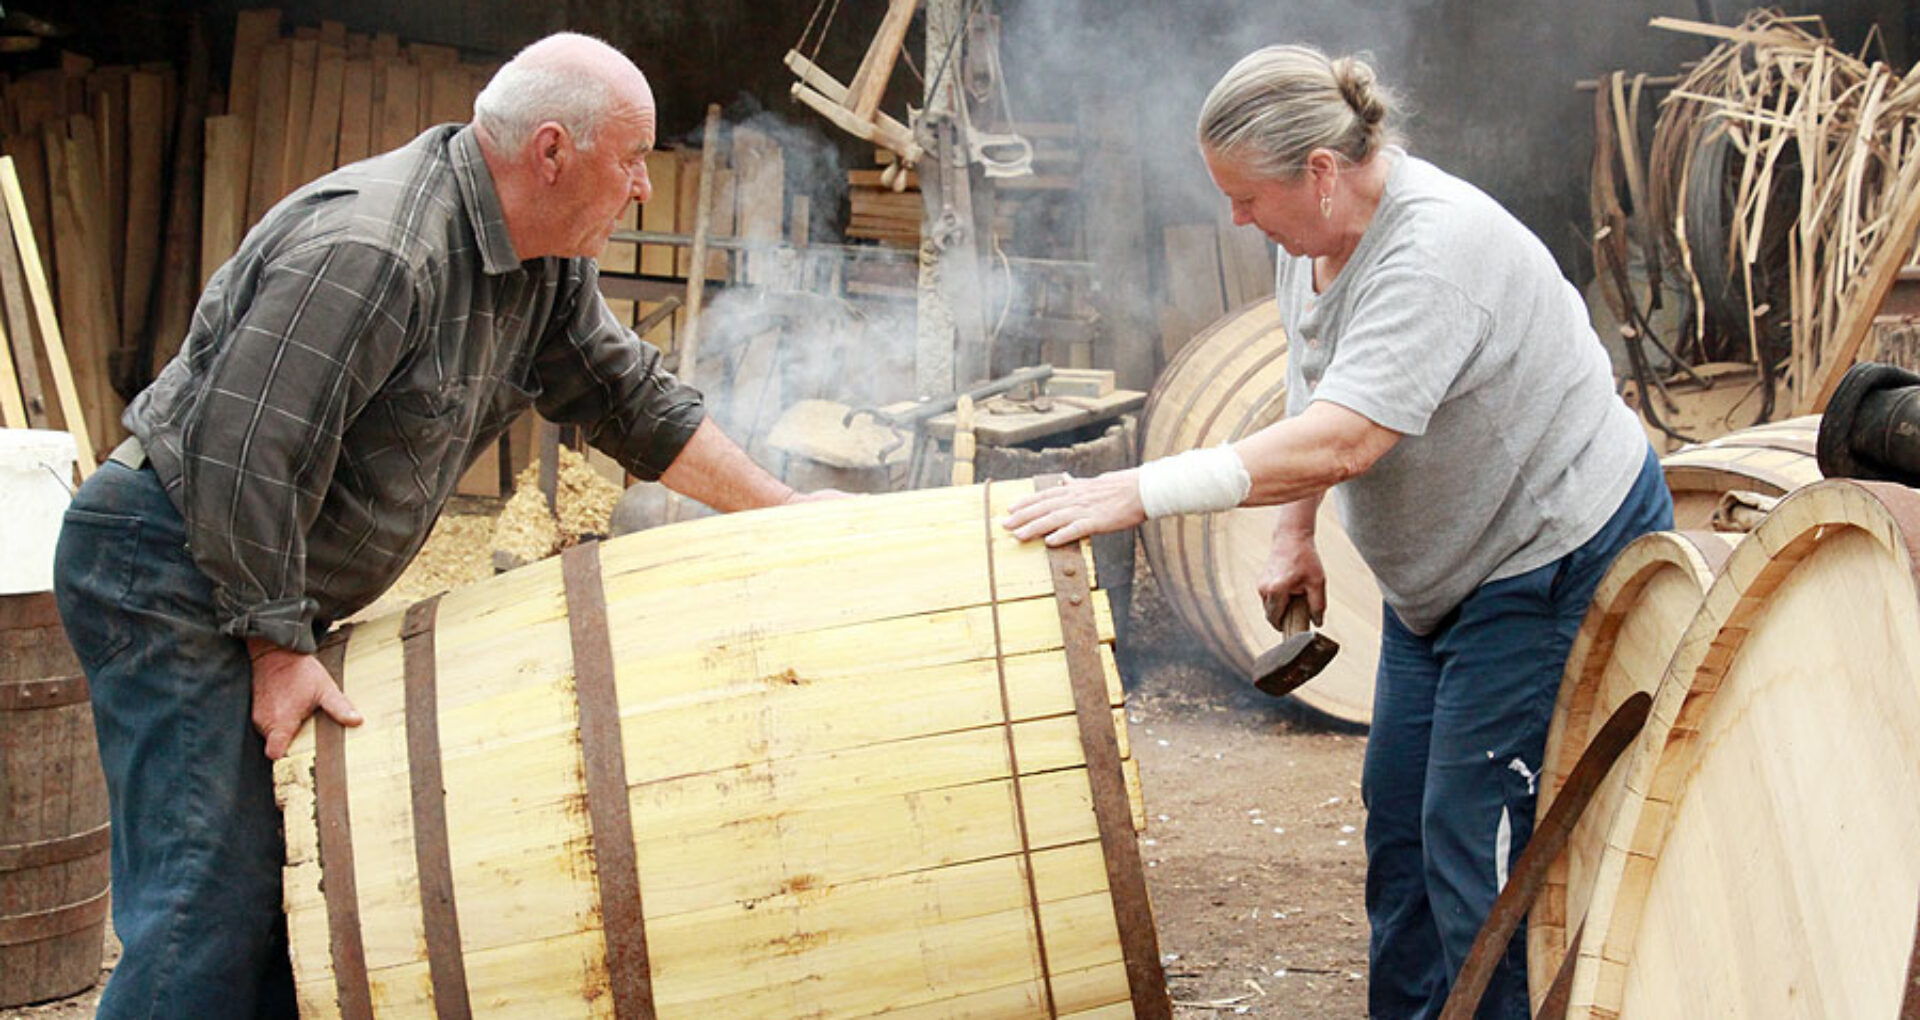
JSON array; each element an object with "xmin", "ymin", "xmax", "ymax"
[
  {"xmin": 53, "ymin": 461, "xmax": 297, "ymax": 1018},
  {"xmin": 1362, "ymin": 448, "xmax": 1673, "ymax": 1019}
]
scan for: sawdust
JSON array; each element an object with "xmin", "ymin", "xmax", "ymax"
[{"xmin": 491, "ymin": 445, "xmax": 624, "ymax": 565}]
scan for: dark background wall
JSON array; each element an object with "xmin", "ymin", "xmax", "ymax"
[{"xmin": 37, "ymin": 0, "xmax": 1920, "ymax": 281}]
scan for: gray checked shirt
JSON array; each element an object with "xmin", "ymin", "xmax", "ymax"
[{"xmin": 127, "ymin": 124, "xmax": 705, "ymax": 653}]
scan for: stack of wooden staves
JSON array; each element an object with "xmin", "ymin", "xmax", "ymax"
[{"xmin": 0, "ymin": 52, "xmax": 187, "ymax": 462}]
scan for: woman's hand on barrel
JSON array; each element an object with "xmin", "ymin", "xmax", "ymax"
[
  {"xmin": 1001, "ymin": 470, "xmax": 1146, "ymax": 546},
  {"xmin": 248, "ymin": 640, "xmax": 364, "ymax": 760}
]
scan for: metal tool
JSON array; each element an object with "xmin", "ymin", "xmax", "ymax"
[{"xmin": 1250, "ymin": 594, "xmax": 1339, "ymax": 699}]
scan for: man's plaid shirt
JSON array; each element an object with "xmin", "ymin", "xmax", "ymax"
[{"xmin": 127, "ymin": 124, "xmax": 704, "ymax": 653}]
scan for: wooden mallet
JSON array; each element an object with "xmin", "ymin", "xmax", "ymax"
[{"xmin": 1251, "ymin": 593, "xmax": 1339, "ymax": 699}]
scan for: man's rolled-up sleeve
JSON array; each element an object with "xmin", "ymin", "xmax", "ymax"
[
  {"xmin": 179, "ymin": 241, "xmax": 417, "ymax": 652},
  {"xmin": 533, "ymin": 259, "xmax": 706, "ymax": 481}
]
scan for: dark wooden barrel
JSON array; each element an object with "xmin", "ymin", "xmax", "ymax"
[{"xmin": 0, "ymin": 592, "xmax": 109, "ymax": 1007}]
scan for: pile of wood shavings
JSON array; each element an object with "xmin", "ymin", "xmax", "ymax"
[{"xmin": 490, "ymin": 445, "xmax": 624, "ymax": 565}]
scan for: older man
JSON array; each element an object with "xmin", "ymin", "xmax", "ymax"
[{"xmin": 53, "ymin": 33, "xmax": 813, "ymax": 1016}]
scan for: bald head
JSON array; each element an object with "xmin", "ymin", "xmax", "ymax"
[{"xmin": 473, "ymin": 32, "xmax": 654, "ymax": 154}]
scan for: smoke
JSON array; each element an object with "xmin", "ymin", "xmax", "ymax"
[{"xmin": 998, "ymin": 0, "xmax": 1420, "ymax": 224}]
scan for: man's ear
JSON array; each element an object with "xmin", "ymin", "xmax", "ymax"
[{"xmin": 531, "ymin": 121, "xmax": 569, "ymax": 184}]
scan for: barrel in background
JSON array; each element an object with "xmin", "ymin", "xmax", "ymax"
[
  {"xmin": 1, "ymin": 591, "xmax": 109, "ymax": 1008},
  {"xmin": 1659, "ymin": 414, "xmax": 1823, "ymax": 529},
  {"xmin": 1137, "ymin": 300, "xmax": 1383, "ymax": 725}
]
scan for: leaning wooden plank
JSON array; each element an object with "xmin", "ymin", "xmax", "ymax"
[
  {"xmin": 200, "ymin": 115, "xmax": 252, "ymax": 287},
  {"xmin": 148, "ymin": 24, "xmax": 210, "ymax": 376},
  {"xmin": 0, "ymin": 134, "xmax": 51, "ymax": 297},
  {"xmin": 375, "ymin": 60, "xmax": 419, "ymax": 154},
  {"xmin": 244, "ymin": 40, "xmax": 291, "ymax": 229},
  {"xmin": 227, "ymin": 8, "xmax": 282, "ymax": 131},
  {"xmin": 638, "ymin": 149, "xmax": 679, "ymax": 277},
  {"xmin": 732, "ymin": 124, "xmax": 784, "ymax": 286},
  {"xmin": 1, "ymin": 156, "xmax": 96, "ymax": 473},
  {"xmin": 0, "ymin": 314, "xmax": 25, "ymax": 427},
  {"xmin": 120, "ymin": 70, "xmax": 167, "ymax": 351},
  {"xmin": 334, "ymin": 57, "xmax": 373, "ymax": 164},
  {"xmin": 279, "ymin": 38, "xmax": 316, "ymax": 194},
  {"xmin": 85, "ymin": 68, "xmax": 130, "ymax": 294},
  {"xmin": 56, "ymin": 116, "xmax": 126, "ymax": 446},
  {"xmin": 0, "ymin": 208, "xmax": 49, "ymax": 427},
  {"xmin": 424, "ymin": 65, "xmax": 469, "ymax": 127},
  {"xmin": 1162, "ymin": 222, "xmax": 1227, "ymax": 360},
  {"xmin": 295, "ymin": 43, "xmax": 344, "ymax": 186}
]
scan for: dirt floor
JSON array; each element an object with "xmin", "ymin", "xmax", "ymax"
[{"xmin": 3, "ymin": 510, "xmax": 1372, "ymax": 1019}]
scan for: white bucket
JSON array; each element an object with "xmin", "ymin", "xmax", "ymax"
[{"xmin": 0, "ymin": 429, "xmax": 77, "ymax": 594}]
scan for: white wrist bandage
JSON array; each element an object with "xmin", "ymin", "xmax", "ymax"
[{"xmin": 1136, "ymin": 444, "xmax": 1252, "ymax": 519}]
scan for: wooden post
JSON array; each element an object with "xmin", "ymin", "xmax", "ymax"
[
  {"xmin": 678, "ymin": 104, "xmax": 723, "ymax": 391},
  {"xmin": 663, "ymin": 105, "xmax": 723, "ymax": 525}
]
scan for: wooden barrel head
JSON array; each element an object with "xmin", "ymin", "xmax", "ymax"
[
  {"xmin": 1660, "ymin": 415, "xmax": 1823, "ymax": 529},
  {"xmin": 1527, "ymin": 530, "xmax": 1736, "ymax": 1009},
  {"xmin": 1139, "ymin": 301, "xmax": 1384, "ymax": 725},
  {"xmin": 1566, "ymin": 479, "xmax": 1920, "ymax": 1018},
  {"xmin": 275, "ymin": 480, "xmax": 1165, "ymax": 1017}
]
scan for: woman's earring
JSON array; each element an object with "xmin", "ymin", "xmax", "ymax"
[{"xmin": 1320, "ymin": 194, "xmax": 1334, "ymax": 219}]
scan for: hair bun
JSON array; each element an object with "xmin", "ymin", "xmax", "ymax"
[{"xmin": 1332, "ymin": 56, "xmax": 1385, "ymax": 126}]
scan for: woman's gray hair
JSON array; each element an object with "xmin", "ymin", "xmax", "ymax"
[
  {"xmin": 473, "ymin": 33, "xmax": 619, "ymax": 152},
  {"xmin": 1197, "ymin": 44, "xmax": 1400, "ymax": 178}
]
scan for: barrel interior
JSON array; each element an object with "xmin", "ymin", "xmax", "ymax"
[{"xmin": 277, "ymin": 480, "xmax": 1159, "ymax": 1017}]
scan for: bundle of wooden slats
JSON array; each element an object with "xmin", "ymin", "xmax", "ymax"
[{"xmin": 1637, "ymin": 12, "xmax": 1920, "ymax": 415}]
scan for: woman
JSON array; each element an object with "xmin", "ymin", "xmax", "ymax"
[{"xmin": 1003, "ymin": 44, "xmax": 1671, "ymax": 1019}]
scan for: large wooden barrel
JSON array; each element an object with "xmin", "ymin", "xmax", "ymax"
[
  {"xmin": 1659, "ymin": 414, "xmax": 1822, "ymax": 528},
  {"xmin": 1526, "ymin": 530, "xmax": 1737, "ymax": 1009},
  {"xmin": 0, "ymin": 592, "xmax": 110, "ymax": 1007},
  {"xmin": 1137, "ymin": 301, "xmax": 1383, "ymax": 724},
  {"xmin": 1564, "ymin": 479, "xmax": 1920, "ymax": 1018},
  {"xmin": 276, "ymin": 480, "xmax": 1167, "ymax": 1018}
]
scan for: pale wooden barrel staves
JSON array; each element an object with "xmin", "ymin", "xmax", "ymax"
[
  {"xmin": 1137, "ymin": 301, "xmax": 1384, "ymax": 725},
  {"xmin": 0, "ymin": 592, "xmax": 109, "ymax": 1008},
  {"xmin": 1525, "ymin": 530, "xmax": 1738, "ymax": 1009},
  {"xmin": 276, "ymin": 480, "xmax": 1168, "ymax": 1018},
  {"xmin": 1563, "ymin": 479, "xmax": 1920, "ymax": 1018}
]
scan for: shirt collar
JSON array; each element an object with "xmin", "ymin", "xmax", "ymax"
[{"xmin": 449, "ymin": 125, "xmax": 522, "ymax": 276}]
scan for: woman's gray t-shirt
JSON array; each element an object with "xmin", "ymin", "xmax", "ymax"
[{"xmin": 1281, "ymin": 150, "xmax": 1647, "ymax": 634}]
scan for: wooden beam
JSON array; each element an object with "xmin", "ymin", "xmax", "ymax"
[{"xmin": 845, "ymin": 0, "xmax": 919, "ymax": 123}]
